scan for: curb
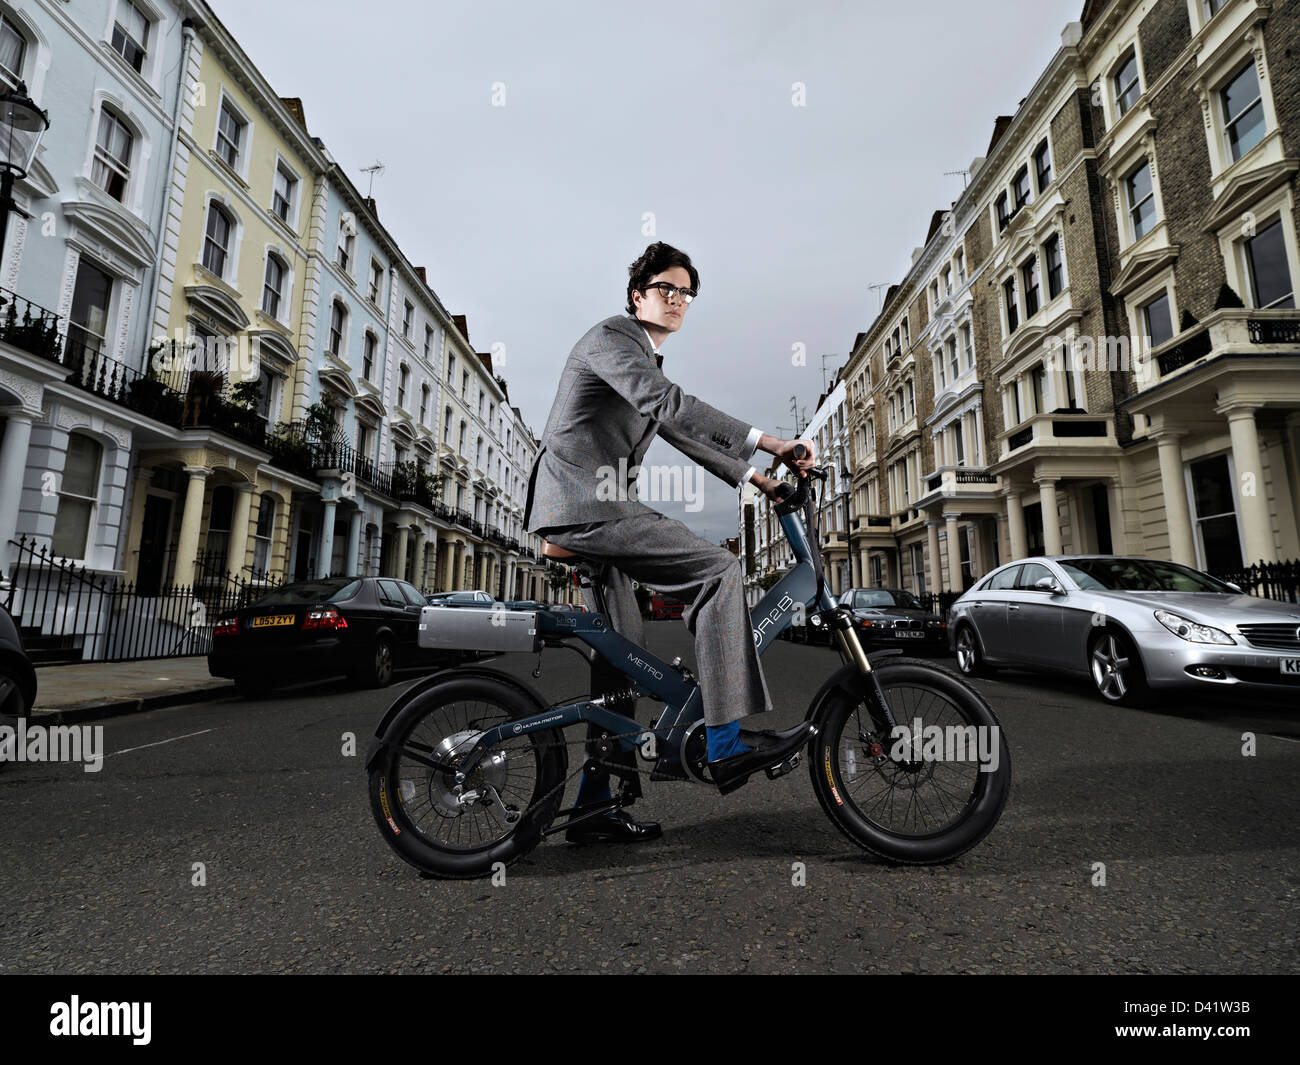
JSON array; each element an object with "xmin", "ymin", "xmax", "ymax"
[{"xmin": 31, "ymin": 683, "xmax": 236, "ymax": 726}]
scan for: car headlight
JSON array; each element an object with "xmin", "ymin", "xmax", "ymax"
[{"xmin": 1154, "ymin": 610, "xmax": 1236, "ymax": 645}]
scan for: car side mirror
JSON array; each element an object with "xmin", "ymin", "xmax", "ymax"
[
  {"xmin": 1034, "ymin": 576, "xmax": 1063, "ymax": 595},
  {"xmin": 1226, "ymin": 582, "xmax": 1242, "ymax": 594}
]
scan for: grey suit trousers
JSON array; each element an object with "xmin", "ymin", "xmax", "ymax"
[{"xmin": 540, "ymin": 507, "xmax": 774, "ymax": 727}]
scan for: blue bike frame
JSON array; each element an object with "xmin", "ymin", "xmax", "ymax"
[{"xmin": 452, "ymin": 505, "xmax": 854, "ymax": 781}]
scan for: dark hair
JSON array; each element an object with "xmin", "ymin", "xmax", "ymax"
[{"xmin": 626, "ymin": 242, "xmax": 700, "ymax": 316}]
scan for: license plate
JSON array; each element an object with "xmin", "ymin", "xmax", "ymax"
[
  {"xmin": 896, "ymin": 631, "xmax": 922, "ymax": 638},
  {"xmin": 1281, "ymin": 658, "xmax": 1300, "ymax": 675},
  {"xmin": 249, "ymin": 614, "xmax": 295, "ymax": 629}
]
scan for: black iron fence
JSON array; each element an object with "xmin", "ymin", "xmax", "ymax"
[
  {"xmin": 1210, "ymin": 559, "xmax": 1299, "ymax": 602},
  {"xmin": 2, "ymin": 537, "xmax": 283, "ymax": 664}
]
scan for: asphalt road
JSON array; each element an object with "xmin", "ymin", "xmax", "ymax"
[{"xmin": 1, "ymin": 623, "xmax": 1296, "ymax": 974}]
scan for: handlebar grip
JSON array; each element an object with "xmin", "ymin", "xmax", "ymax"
[{"xmin": 792, "ymin": 442, "xmax": 807, "ymax": 460}]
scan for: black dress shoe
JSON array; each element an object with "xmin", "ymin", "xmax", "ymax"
[
  {"xmin": 708, "ymin": 722, "xmax": 817, "ymax": 795},
  {"xmin": 565, "ymin": 808, "xmax": 663, "ymax": 844}
]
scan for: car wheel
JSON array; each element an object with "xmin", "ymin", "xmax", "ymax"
[
  {"xmin": 954, "ymin": 624, "xmax": 995, "ymax": 678},
  {"xmin": 354, "ymin": 637, "xmax": 395, "ymax": 689},
  {"xmin": 1088, "ymin": 630, "xmax": 1153, "ymax": 708}
]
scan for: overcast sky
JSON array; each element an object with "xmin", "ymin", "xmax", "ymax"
[{"xmin": 213, "ymin": 0, "xmax": 1084, "ymax": 543}]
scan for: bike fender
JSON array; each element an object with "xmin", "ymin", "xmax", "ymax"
[
  {"xmin": 364, "ymin": 666, "xmax": 554, "ymax": 771},
  {"xmin": 802, "ymin": 652, "xmax": 904, "ymax": 725}
]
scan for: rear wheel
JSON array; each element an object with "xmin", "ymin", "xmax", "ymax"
[
  {"xmin": 810, "ymin": 658, "xmax": 1011, "ymax": 864},
  {"xmin": 353, "ymin": 636, "xmax": 395, "ymax": 689},
  {"xmin": 367, "ymin": 675, "xmax": 568, "ymax": 879}
]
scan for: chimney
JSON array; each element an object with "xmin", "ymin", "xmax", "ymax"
[
  {"xmin": 364, "ymin": 197, "xmax": 378, "ymax": 220},
  {"xmin": 477, "ymin": 351, "xmax": 493, "ymax": 374},
  {"xmin": 452, "ymin": 314, "xmax": 469, "ymax": 344},
  {"xmin": 280, "ymin": 97, "xmax": 308, "ymax": 130},
  {"xmin": 415, "ymin": 266, "xmax": 426, "ymax": 286}
]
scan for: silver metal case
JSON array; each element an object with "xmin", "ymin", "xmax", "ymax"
[{"xmin": 417, "ymin": 606, "xmax": 540, "ymax": 653}]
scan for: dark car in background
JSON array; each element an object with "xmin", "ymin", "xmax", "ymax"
[
  {"xmin": 0, "ymin": 603, "xmax": 37, "ymax": 720},
  {"xmin": 838, "ymin": 588, "xmax": 949, "ymax": 652},
  {"xmin": 209, "ymin": 576, "xmax": 461, "ymax": 697}
]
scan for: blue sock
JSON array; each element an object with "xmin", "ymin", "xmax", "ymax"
[
  {"xmin": 707, "ymin": 721, "xmax": 752, "ymax": 762},
  {"xmin": 576, "ymin": 771, "xmax": 612, "ymax": 807}
]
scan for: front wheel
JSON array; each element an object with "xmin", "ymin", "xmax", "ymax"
[
  {"xmin": 367, "ymin": 675, "xmax": 569, "ymax": 879},
  {"xmin": 809, "ymin": 657, "xmax": 1011, "ymax": 864}
]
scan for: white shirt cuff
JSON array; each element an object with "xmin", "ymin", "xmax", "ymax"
[
  {"xmin": 742, "ymin": 466, "xmax": 757, "ymax": 485},
  {"xmin": 744, "ymin": 426, "xmax": 762, "ymax": 460}
]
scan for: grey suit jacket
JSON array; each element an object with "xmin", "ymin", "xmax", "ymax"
[{"xmin": 523, "ymin": 313, "xmax": 759, "ymax": 532}]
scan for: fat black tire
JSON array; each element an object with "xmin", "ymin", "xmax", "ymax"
[
  {"xmin": 367, "ymin": 675, "xmax": 568, "ymax": 879},
  {"xmin": 809, "ymin": 657, "xmax": 1011, "ymax": 864},
  {"xmin": 353, "ymin": 636, "xmax": 395, "ymax": 689}
]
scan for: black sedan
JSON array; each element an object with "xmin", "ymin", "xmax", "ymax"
[
  {"xmin": 838, "ymin": 587, "xmax": 949, "ymax": 652},
  {"xmin": 0, "ymin": 603, "xmax": 37, "ymax": 720},
  {"xmin": 209, "ymin": 576, "xmax": 461, "ymax": 698}
]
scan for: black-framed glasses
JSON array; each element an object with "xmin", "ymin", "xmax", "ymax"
[{"xmin": 643, "ymin": 282, "xmax": 695, "ymax": 304}]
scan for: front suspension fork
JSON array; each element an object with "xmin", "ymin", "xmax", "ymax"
[{"xmin": 830, "ymin": 612, "xmax": 902, "ymax": 733}]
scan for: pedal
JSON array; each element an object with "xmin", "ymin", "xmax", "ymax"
[{"xmin": 763, "ymin": 752, "xmax": 801, "ymax": 780}]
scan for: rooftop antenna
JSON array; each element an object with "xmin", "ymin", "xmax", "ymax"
[
  {"xmin": 944, "ymin": 168, "xmax": 971, "ymax": 190},
  {"xmin": 820, "ymin": 353, "xmax": 842, "ymax": 395},
  {"xmin": 867, "ymin": 282, "xmax": 890, "ymax": 316},
  {"xmin": 361, "ymin": 161, "xmax": 386, "ymax": 198}
]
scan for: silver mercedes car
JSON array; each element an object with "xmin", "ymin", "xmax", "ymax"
[{"xmin": 948, "ymin": 555, "xmax": 1300, "ymax": 706}]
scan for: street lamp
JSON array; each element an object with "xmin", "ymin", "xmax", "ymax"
[{"xmin": 0, "ymin": 81, "xmax": 49, "ymax": 270}]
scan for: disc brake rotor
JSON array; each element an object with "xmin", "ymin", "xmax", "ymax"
[{"xmin": 403, "ymin": 729, "xmax": 511, "ymax": 818}]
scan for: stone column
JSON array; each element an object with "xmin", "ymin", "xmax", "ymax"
[
  {"xmin": 944, "ymin": 515, "xmax": 962, "ymax": 591},
  {"xmin": 1221, "ymin": 404, "xmax": 1276, "ymax": 565},
  {"xmin": 393, "ymin": 524, "xmax": 410, "ymax": 582},
  {"xmin": 173, "ymin": 466, "xmax": 212, "ymax": 587},
  {"xmin": 122, "ymin": 465, "xmax": 153, "ymax": 584},
  {"xmin": 1037, "ymin": 478, "xmax": 1062, "ymax": 555},
  {"xmin": 925, "ymin": 520, "xmax": 942, "ymax": 592},
  {"xmin": 317, "ymin": 499, "xmax": 337, "ymax": 578},
  {"xmin": 1004, "ymin": 487, "xmax": 1027, "ymax": 560},
  {"xmin": 225, "ymin": 483, "xmax": 254, "ymax": 579},
  {"xmin": 967, "ymin": 520, "xmax": 985, "ymax": 581},
  {"xmin": 1153, "ymin": 431, "xmax": 1195, "ymax": 566},
  {"xmin": 347, "ymin": 509, "xmax": 363, "ymax": 576},
  {"xmin": 1107, "ymin": 478, "xmax": 1127, "ymax": 555},
  {"xmin": 0, "ymin": 409, "xmax": 34, "ymax": 576}
]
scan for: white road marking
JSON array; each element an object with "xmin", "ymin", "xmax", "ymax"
[{"xmin": 108, "ymin": 728, "xmax": 215, "ymax": 757}]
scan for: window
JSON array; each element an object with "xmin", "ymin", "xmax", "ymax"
[
  {"xmin": 261, "ymin": 254, "xmax": 285, "ymax": 319},
  {"xmin": 367, "ymin": 260, "xmax": 383, "ymax": 304},
  {"xmin": 328, "ymin": 301, "xmax": 346, "ymax": 356},
  {"xmin": 902, "ymin": 317, "xmax": 910, "ymax": 344},
  {"xmin": 941, "ymin": 266, "xmax": 952, "ymax": 296},
  {"xmin": 935, "ymin": 351, "xmax": 945, "ymax": 390},
  {"xmin": 955, "ymin": 249, "xmax": 965, "ymax": 285},
  {"xmin": 446, "ymin": 354, "xmax": 456, "ymax": 384},
  {"xmin": 1142, "ymin": 291, "xmax": 1174, "ymax": 348},
  {"xmin": 202, "ymin": 202, "xmax": 232, "ymax": 277},
  {"xmin": 1221, "ymin": 60, "xmax": 1265, "ymax": 163},
  {"xmin": 1206, "ymin": 0, "xmax": 1227, "ymax": 17},
  {"xmin": 946, "ymin": 336, "xmax": 959, "ymax": 382},
  {"xmin": 403, "ymin": 300, "xmax": 414, "ymax": 339},
  {"xmin": 1030, "ymin": 365, "xmax": 1046, "ymax": 414},
  {"xmin": 1012, "ymin": 167, "xmax": 1031, "ymax": 211},
  {"xmin": 461, "ymin": 370, "xmax": 469, "ymax": 395},
  {"xmin": 458, "ymin": 423, "xmax": 467, "ymax": 453},
  {"xmin": 953, "ymin": 421, "xmax": 965, "ymax": 466},
  {"xmin": 362, "ymin": 331, "xmax": 376, "ymax": 379},
  {"xmin": 424, "ymin": 325, "xmax": 434, "ymax": 358},
  {"xmin": 111, "ymin": 1, "xmax": 150, "ymax": 73},
  {"xmin": 1021, "ymin": 256, "xmax": 1040, "ymax": 318},
  {"xmin": 960, "ymin": 323, "xmax": 973, "ymax": 369},
  {"xmin": 905, "ymin": 380, "xmax": 914, "ymax": 421},
  {"xmin": 1114, "ymin": 50, "xmax": 1141, "ymax": 116},
  {"xmin": 68, "ymin": 260, "xmax": 113, "ymax": 358},
  {"xmin": 1034, "ymin": 140, "xmax": 1052, "ymax": 192},
  {"xmin": 420, "ymin": 384, "xmax": 430, "ymax": 424},
  {"xmin": 1003, "ymin": 277, "xmax": 1018, "ymax": 334},
  {"xmin": 1127, "ymin": 160, "xmax": 1156, "ymax": 240},
  {"xmin": 336, "ymin": 218, "xmax": 354, "ymax": 273},
  {"xmin": 252, "ymin": 493, "xmax": 276, "ymax": 573},
  {"xmin": 1243, "ymin": 219, "xmax": 1294, "ymax": 308},
  {"xmin": 1044, "ymin": 233, "xmax": 1064, "ymax": 298},
  {"xmin": 92, "ymin": 108, "xmax": 133, "ymax": 202},
  {"xmin": 272, "ymin": 163, "xmax": 297, "ymax": 224},
  {"xmin": 0, "ymin": 13, "xmax": 25, "ymax": 90},
  {"xmin": 398, "ymin": 364, "xmax": 409, "ymax": 408},
  {"xmin": 52, "ymin": 433, "xmax": 103, "ymax": 560},
  {"xmin": 996, "ymin": 192, "xmax": 1010, "ymax": 232},
  {"xmin": 476, "ymin": 436, "xmax": 484, "ymax": 468},
  {"xmin": 216, "ymin": 99, "xmax": 244, "ymax": 170},
  {"xmin": 443, "ymin": 407, "xmax": 452, "ymax": 442}
]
